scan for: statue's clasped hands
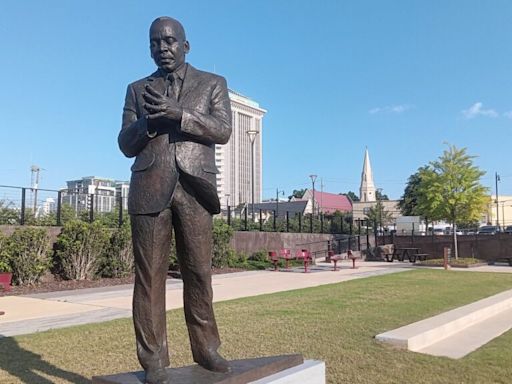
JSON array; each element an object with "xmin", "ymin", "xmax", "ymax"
[{"xmin": 143, "ymin": 84, "xmax": 183, "ymax": 122}]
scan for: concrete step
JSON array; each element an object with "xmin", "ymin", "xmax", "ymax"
[
  {"xmin": 416, "ymin": 307, "xmax": 512, "ymax": 358},
  {"xmin": 376, "ymin": 289, "xmax": 512, "ymax": 358}
]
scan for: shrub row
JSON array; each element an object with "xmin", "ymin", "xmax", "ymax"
[
  {"xmin": 0, "ymin": 221, "xmax": 134, "ymax": 285},
  {"xmin": 0, "ymin": 218, "xmax": 246, "ymax": 286}
]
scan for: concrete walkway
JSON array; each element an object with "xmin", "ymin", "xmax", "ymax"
[{"xmin": 0, "ymin": 261, "xmax": 511, "ymax": 338}]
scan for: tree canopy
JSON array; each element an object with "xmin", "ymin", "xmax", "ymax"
[
  {"xmin": 343, "ymin": 191, "xmax": 360, "ymax": 202},
  {"xmin": 413, "ymin": 145, "xmax": 488, "ymax": 258},
  {"xmin": 398, "ymin": 166, "xmax": 429, "ymax": 216},
  {"xmin": 288, "ymin": 189, "xmax": 306, "ymax": 201}
]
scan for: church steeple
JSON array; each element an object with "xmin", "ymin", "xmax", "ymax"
[{"xmin": 359, "ymin": 148, "xmax": 376, "ymax": 202}]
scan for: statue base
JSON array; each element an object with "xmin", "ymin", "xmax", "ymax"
[{"xmin": 92, "ymin": 354, "xmax": 304, "ymax": 384}]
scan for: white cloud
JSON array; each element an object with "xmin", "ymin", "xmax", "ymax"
[
  {"xmin": 504, "ymin": 111, "xmax": 512, "ymax": 119},
  {"xmin": 461, "ymin": 102, "xmax": 498, "ymax": 119},
  {"xmin": 369, "ymin": 104, "xmax": 413, "ymax": 115}
]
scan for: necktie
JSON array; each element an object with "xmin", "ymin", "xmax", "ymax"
[{"xmin": 166, "ymin": 73, "xmax": 181, "ymax": 101}]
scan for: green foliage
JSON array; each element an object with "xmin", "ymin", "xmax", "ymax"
[
  {"xmin": 365, "ymin": 200, "xmax": 394, "ymax": 227},
  {"xmin": 6, "ymin": 227, "xmax": 51, "ymax": 285},
  {"xmin": 414, "ymin": 145, "xmax": 488, "ymax": 259},
  {"xmin": 250, "ymin": 250, "xmax": 269, "ymax": 262},
  {"xmin": 376, "ymin": 189, "xmax": 389, "ymax": 201},
  {"xmin": 399, "ymin": 166, "xmax": 430, "ymax": 216},
  {"xmin": 0, "ymin": 200, "xmax": 19, "ymax": 225},
  {"xmin": 99, "ymin": 222, "xmax": 134, "ymax": 278},
  {"xmin": 0, "ymin": 232, "xmax": 12, "ymax": 272},
  {"xmin": 416, "ymin": 145, "xmax": 488, "ymax": 225},
  {"xmin": 55, "ymin": 220, "xmax": 110, "ymax": 280},
  {"xmin": 212, "ymin": 219, "xmax": 235, "ymax": 268},
  {"xmin": 168, "ymin": 230, "xmax": 179, "ymax": 270},
  {"xmin": 343, "ymin": 191, "xmax": 360, "ymax": 202},
  {"xmin": 287, "ymin": 188, "xmax": 306, "ymax": 201}
]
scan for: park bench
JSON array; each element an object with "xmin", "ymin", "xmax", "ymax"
[
  {"xmin": 268, "ymin": 251, "xmax": 279, "ymax": 271},
  {"xmin": 279, "ymin": 248, "xmax": 294, "ymax": 269},
  {"xmin": 295, "ymin": 249, "xmax": 312, "ymax": 273},
  {"xmin": 330, "ymin": 250, "xmax": 359, "ymax": 270},
  {"xmin": 413, "ymin": 253, "xmax": 429, "ymax": 263}
]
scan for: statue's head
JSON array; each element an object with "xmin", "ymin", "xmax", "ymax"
[{"xmin": 149, "ymin": 17, "xmax": 190, "ymax": 73}]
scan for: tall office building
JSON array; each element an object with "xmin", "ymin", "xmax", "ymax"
[{"xmin": 215, "ymin": 90, "xmax": 266, "ymax": 208}]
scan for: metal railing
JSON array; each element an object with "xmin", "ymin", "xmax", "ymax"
[{"xmin": 0, "ymin": 185, "xmax": 127, "ymax": 227}]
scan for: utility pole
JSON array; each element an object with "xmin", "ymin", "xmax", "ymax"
[
  {"xmin": 309, "ymin": 174, "xmax": 317, "ymax": 219},
  {"xmin": 30, "ymin": 165, "xmax": 41, "ymax": 217},
  {"xmin": 320, "ymin": 178, "xmax": 323, "ymax": 217},
  {"xmin": 496, "ymin": 172, "xmax": 500, "ymax": 228}
]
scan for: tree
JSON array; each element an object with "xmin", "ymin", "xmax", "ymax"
[
  {"xmin": 343, "ymin": 191, "xmax": 360, "ymax": 202},
  {"xmin": 0, "ymin": 200, "xmax": 19, "ymax": 225},
  {"xmin": 288, "ymin": 189, "xmax": 306, "ymax": 201},
  {"xmin": 416, "ymin": 145, "xmax": 488, "ymax": 259},
  {"xmin": 399, "ymin": 166, "xmax": 430, "ymax": 216},
  {"xmin": 365, "ymin": 200, "xmax": 393, "ymax": 228},
  {"xmin": 376, "ymin": 190, "xmax": 389, "ymax": 201}
]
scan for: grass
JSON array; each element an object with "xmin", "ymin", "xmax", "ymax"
[{"xmin": 1, "ymin": 269, "xmax": 512, "ymax": 383}]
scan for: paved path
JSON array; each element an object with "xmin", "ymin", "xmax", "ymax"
[{"xmin": 0, "ymin": 261, "xmax": 511, "ymax": 338}]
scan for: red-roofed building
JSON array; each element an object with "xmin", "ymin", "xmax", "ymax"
[{"xmin": 298, "ymin": 189, "xmax": 352, "ymax": 215}]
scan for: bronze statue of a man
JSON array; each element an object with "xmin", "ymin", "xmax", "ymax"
[{"xmin": 118, "ymin": 16, "xmax": 232, "ymax": 384}]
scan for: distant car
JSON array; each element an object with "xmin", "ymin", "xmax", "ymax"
[
  {"xmin": 477, "ymin": 225, "xmax": 500, "ymax": 235},
  {"xmin": 433, "ymin": 228, "xmax": 445, "ymax": 236},
  {"xmin": 504, "ymin": 226, "xmax": 512, "ymax": 234}
]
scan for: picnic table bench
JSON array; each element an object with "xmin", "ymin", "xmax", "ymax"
[
  {"xmin": 330, "ymin": 250, "xmax": 359, "ymax": 270},
  {"xmin": 384, "ymin": 247, "xmax": 429, "ymax": 263}
]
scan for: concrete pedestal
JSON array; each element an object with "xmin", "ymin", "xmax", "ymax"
[
  {"xmin": 92, "ymin": 354, "xmax": 307, "ymax": 384},
  {"xmin": 251, "ymin": 360, "xmax": 325, "ymax": 383}
]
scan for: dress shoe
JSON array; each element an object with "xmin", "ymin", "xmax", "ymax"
[
  {"xmin": 197, "ymin": 349, "xmax": 231, "ymax": 373},
  {"xmin": 145, "ymin": 367, "xmax": 171, "ymax": 384}
]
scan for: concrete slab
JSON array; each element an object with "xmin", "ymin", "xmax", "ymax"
[
  {"xmin": 376, "ymin": 288, "xmax": 512, "ymax": 357},
  {"xmin": 0, "ymin": 296, "xmax": 99, "ymax": 324},
  {"xmin": 0, "ymin": 264, "xmax": 409, "ymax": 337},
  {"xmin": 417, "ymin": 307, "xmax": 512, "ymax": 358},
  {"xmin": 251, "ymin": 360, "xmax": 325, "ymax": 384}
]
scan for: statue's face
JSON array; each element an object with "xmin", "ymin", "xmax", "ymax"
[{"xmin": 150, "ymin": 19, "xmax": 189, "ymax": 73}]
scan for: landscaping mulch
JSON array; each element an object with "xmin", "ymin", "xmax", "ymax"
[{"xmin": 0, "ymin": 267, "xmax": 245, "ymax": 297}]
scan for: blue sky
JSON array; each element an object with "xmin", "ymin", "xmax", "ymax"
[{"xmin": 1, "ymin": 0, "xmax": 511, "ymax": 200}]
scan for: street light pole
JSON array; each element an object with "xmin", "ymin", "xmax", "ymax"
[
  {"xmin": 309, "ymin": 174, "xmax": 317, "ymax": 219},
  {"xmin": 496, "ymin": 172, "xmax": 500, "ymax": 228},
  {"xmin": 276, "ymin": 188, "xmax": 284, "ymax": 219},
  {"xmin": 247, "ymin": 129, "xmax": 259, "ymax": 221}
]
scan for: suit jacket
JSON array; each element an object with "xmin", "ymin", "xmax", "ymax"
[{"xmin": 119, "ymin": 64, "xmax": 232, "ymax": 215}]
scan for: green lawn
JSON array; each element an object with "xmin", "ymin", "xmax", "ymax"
[{"xmin": 1, "ymin": 269, "xmax": 512, "ymax": 383}]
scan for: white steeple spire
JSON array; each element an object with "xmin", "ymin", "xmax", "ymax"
[{"xmin": 359, "ymin": 147, "xmax": 376, "ymax": 202}]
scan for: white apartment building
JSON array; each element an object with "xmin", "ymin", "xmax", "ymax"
[
  {"xmin": 62, "ymin": 176, "xmax": 117, "ymax": 213},
  {"xmin": 215, "ymin": 90, "xmax": 266, "ymax": 208}
]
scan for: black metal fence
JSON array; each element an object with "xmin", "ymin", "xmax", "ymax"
[
  {"xmin": 0, "ymin": 185, "xmax": 128, "ymax": 227},
  {"xmin": 0, "ymin": 184, "xmax": 388, "ymax": 240},
  {"xmin": 221, "ymin": 206, "xmax": 363, "ymax": 234}
]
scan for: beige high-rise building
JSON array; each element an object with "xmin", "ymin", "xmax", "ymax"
[{"xmin": 215, "ymin": 90, "xmax": 266, "ymax": 208}]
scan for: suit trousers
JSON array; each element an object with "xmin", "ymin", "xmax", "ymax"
[{"xmin": 130, "ymin": 179, "xmax": 221, "ymax": 371}]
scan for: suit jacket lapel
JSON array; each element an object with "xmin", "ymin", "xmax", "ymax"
[
  {"xmin": 178, "ymin": 64, "xmax": 196, "ymax": 105},
  {"xmin": 146, "ymin": 71, "xmax": 167, "ymax": 96}
]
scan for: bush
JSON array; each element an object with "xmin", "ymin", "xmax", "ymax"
[
  {"xmin": 7, "ymin": 227, "xmax": 51, "ymax": 285},
  {"xmin": 55, "ymin": 220, "xmax": 110, "ymax": 280},
  {"xmin": 0, "ymin": 232, "xmax": 12, "ymax": 272},
  {"xmin": 99, "ymin": 223, "xmax": 134, "ymax": 278},
  {"xmin": 250, "ymin": 250, "xmax": 269, "ymax": 262},
  {"xmin": 212, "ymin": 219, "xmax": 235, "ymax": 268}
]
